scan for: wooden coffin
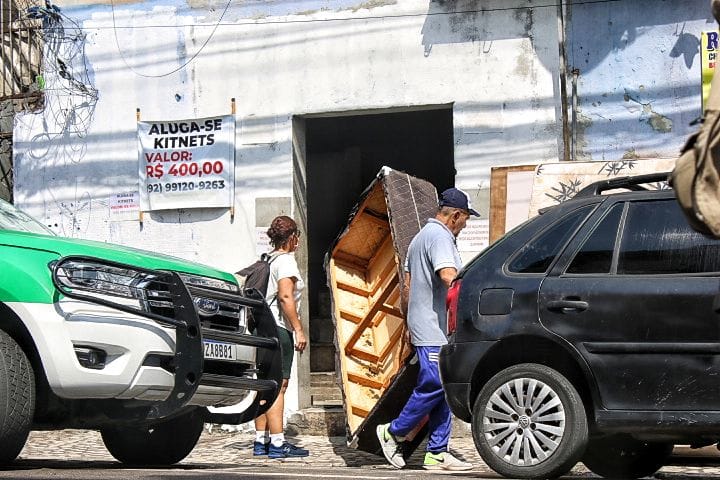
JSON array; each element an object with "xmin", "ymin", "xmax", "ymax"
[{"xmin": 325, "ymin": 167, "xmax": 438, "ymax": 453}]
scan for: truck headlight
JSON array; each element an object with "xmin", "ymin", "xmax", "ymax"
[
  {"xmin": 51, "ymin": 257, "xmax": 245, "ymax": 331},
  {"xmin": 53, "ymin": 259, "xmax": 156, "ymax": 304}
]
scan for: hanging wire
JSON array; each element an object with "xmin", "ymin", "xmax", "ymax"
[
  {"xmin": 26, "ymin": 1, "xmax": 98, "ymax": 138},
  {"xmin": 18, "ymin": 1, "xmax": 99, "ymax": 235},
  {"xmin": 110, "ymin": 0, "xmax": 233, "ymax": 78}
]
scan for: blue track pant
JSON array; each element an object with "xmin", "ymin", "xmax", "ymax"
[{"xmin": 389, "ymin": 346, "xmax": 451, "ymax": 453}]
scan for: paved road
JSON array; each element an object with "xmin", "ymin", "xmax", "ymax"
[{"xmin": 0, "ymin": 429, "xmax": 718, "ymax": 479}]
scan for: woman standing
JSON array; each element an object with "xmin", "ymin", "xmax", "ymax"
[{"xmin": 253, "ymin": 215, "xmax": 309, "ymax": 459}]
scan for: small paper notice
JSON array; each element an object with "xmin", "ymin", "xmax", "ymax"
[
  {"xmin": 109, "ymin": 192, "xmax": 140, "ymax": 221},
  {"xmin": 457, "ymin": 218, "xmax": 490, "ymax": 253},
  {"xmin": 255, "ymin": 227, "xmax": 271, "ymax": 256}
]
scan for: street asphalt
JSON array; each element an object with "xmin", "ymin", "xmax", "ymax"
[{"xmin": 7, "ymin": 429, "xmax": 720, "ymax": 479}]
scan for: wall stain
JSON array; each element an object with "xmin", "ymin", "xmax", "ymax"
[
  {"xmin": 187, "ymin": 0, "xmax": 219, "ymax": 8},
  {"xmin": 513, "ymin": 7, "xmax": 535, "ymax": 81},
  {"xmin": 624, "ymin": 90, "xmax": 673, "ymax": 133},
  {"xmin": 648, "ymin": 111, "xmax": 673, "ymax": 133},
  {"xmin": 351, "ymin": 0, "xmax": 397, "ymax": 12},
  {"xmin": 178, "ymin": 0, "xmax": 396, "ymax": 15},
  {"xmin": 574, "ymin": 112, "xmax": 593, "ymax": 161},
  {"xmin": 622, "ymin": 148, "xmax": 639, "ymax": 160},
  {"xmin": 515, "ymin": 49, "xmax": 531, "ymax": 77}
]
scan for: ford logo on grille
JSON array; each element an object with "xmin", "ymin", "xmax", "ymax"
[{"xmin": 194, "ymin": 297, "xmax": 220, "ymax": 316}]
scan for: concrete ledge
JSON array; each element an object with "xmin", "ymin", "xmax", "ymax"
[{"xmin": 287, "ymin": 407, "xmax": 347, "ymax": 437}]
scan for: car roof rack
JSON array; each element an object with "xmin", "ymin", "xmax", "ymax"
[{"xmin": 573, "ymin": 172, "xmax": 670, "ymax": 198}]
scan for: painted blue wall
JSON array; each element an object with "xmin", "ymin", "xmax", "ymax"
[{"xmin": 566, "ymin": 0, "xmax": 715, "ymax": 161}]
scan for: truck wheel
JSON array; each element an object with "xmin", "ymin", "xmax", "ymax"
[
  {"xmin": 0, "ymin": 329, "xmax": 35, "ymax": 465},
  {"xmin": 582, "ymin": 435, "xmax": 673, "ymax": 479},
  {"xmin": 101, "ymin": 408, "xmax": 204, "ymax": 465},
  {"xmin": 472, "ymin": 363, "xmax": 588, "ymax": 479}
]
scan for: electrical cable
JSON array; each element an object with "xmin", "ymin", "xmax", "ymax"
[
  {"xmin": 97, "ymin": 0, "xmax": 624, "ymax": 32},
  {"xmin": 101, "ymin": 0, "xmax": 621, "ymax": 78},
  {"xmin": 110, "ymin": 0, "xmax": 232, "ymax": 78}
]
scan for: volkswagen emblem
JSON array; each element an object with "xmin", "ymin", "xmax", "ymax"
[
  {"xmin": 518, "ymin": 415, "xmax": 531, "ymax": 429},
  {"xmin": 194, "ymin": 297, "xmax": 220, "ymax": 316}
]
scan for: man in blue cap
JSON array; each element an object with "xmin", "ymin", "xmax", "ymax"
[{"xmin": 376, "ymin": 187, "xmax": 478, "ymax": 471}]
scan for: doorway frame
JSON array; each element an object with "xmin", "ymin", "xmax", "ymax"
[{"xmin": 291, "ymin": 104, "xmax": 454, "ymax": 409}]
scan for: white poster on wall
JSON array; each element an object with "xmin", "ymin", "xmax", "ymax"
[
  {"xmin": 138, "ymin": 115, "xmax": 235, "ymax": 211},
  {"xmin": 255, "ymin": 226, "xmax": 271, "ymax": 256},
  {"xmin": 505, "ymin": 170, "xmax": 536, "ymax": 232},
  {"xmin": 457, "ymin": 218, "xmax": 490, "ymax": 253},
  {"xmin": 109, "ymin": 191, "xmax": 140, "ymax": 221}
]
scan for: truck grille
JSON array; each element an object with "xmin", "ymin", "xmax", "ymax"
[{"xmin": 145, "ymin": 280, "xmax": 247, "ymax": 333}]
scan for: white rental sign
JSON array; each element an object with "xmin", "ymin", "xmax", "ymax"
[
  {"xmin": 109, "ymin": 191, "xmax": 140, "ymax": 221},
  {"xmin": 138, "ymin": 115, "xmax": 235, "ymax": 211}
]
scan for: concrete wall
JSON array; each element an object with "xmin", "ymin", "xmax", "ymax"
[
  {"xmin": 13, "ymin": 0, "xmax": 561, "ymax": 242},
  {"xmin": 11, "ymin": 0, "xmax": 713, "ymax": 410},
  {"xmin": 566, "ymin": 0, "xmax": 713, "ymax": 161}
]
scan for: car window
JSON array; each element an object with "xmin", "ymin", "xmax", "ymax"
[
  {"xmin": 508, "ymin": 205, "xmax": 594, "ymax": 274},
  {"xmin": 0, "ymin": 199, "xmax": 55, "ymax": 235},
  {"xmin": 566, "ymin": 203, "xmax": 623, "ymax": 274},
  {"xmin": 618, "ymin": 200, "xmax": 720, "ymax": 274}
]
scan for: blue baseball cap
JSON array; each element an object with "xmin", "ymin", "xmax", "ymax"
[{"xmin": 439, "ymin": 188, "xmax": 480, "ymax": 216}]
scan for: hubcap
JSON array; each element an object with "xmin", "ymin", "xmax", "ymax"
[{"xmin": 482, "ymin": 377, "xmax": 566, "ymax": 466}]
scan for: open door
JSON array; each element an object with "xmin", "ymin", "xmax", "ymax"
[{"xmin": 325, "ymin": 167, "xmax": 438, "ymax": 453}]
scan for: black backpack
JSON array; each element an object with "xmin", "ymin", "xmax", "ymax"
[
  {"xmin": 237, "ymin": 253, "xmax": 274, "ymax": 298},
  {"xmin": 236, "ymin": 253, "xmax": 284, "ymax": 332},
  {"xmin": 236, "ymin": 252, "xmax": 287, "ymax": 300}
]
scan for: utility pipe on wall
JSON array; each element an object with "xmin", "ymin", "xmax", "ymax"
[
  {"xmin": 557, "ymin": 1, "xmax": 571, "ymax": 162},
  {"xmin": 571, "ymin": 68, "xmax": 580, "ymax": 162}
]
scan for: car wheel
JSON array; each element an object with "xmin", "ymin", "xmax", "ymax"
[
  {"xmin": 101, "ymin": 408, "xmax": 204, "ymax": 465},
  {"xmin": 0, "ymin": 329, "xmax": 35, "ymax": 465},
  {"xmin": 582, "ymin": 434, "xmax": 673, "ymax": 479},
  {"xmin": 471, "ymin": 363, "xmax": 588, "ymax": 479}
]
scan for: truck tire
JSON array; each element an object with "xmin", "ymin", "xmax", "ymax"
[
  {"xmin": 472, "ymin": 363, "xmax": 588, "ymax": 479},
  {"xmin": 0, "ymin": 329, "xmax": 35, "ymax": 465},
  {"xmin": 101, "ymin": 408, "xmax": 204, "ymax": 465}
]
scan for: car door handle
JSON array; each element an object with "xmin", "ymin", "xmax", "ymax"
[{"xmin": 546, "ymin": 300, "xmax": 588, "ymax": 312}]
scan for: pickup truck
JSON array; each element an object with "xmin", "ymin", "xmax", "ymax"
[{"xmin": 0, "ymin": 198, "xmax": 281, "ymax": 465}]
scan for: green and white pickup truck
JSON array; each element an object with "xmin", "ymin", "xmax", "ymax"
[{"xmin": 0, "ymin": 198, "xmax": 282, "ymax": 465}]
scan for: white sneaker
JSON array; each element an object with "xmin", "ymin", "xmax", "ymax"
[
  {"xmin": 423, "ymin": 451, "xmax": 473, "ymax": 471},
  {"xmin": 375, "ymin": 423, "xmax": 405, "ymax": 469}
]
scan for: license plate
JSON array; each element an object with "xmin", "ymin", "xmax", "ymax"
[{"xmin": 203, "ymin": 341, "xmax": 237, "ymax": 361}]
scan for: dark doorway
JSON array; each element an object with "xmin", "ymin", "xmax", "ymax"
[{"xmin": 305, "ymin": 107, "xmax": 455, "ymax": 372}]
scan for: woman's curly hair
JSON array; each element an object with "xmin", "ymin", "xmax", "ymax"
[{"xmin": 267, "ymin": 215, "xmax": 298, "ymax": 249}]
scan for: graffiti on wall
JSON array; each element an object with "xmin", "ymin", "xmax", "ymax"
[{"xmin": 529, "ymin": 159, "xmax": 675, "ymax": 216}]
